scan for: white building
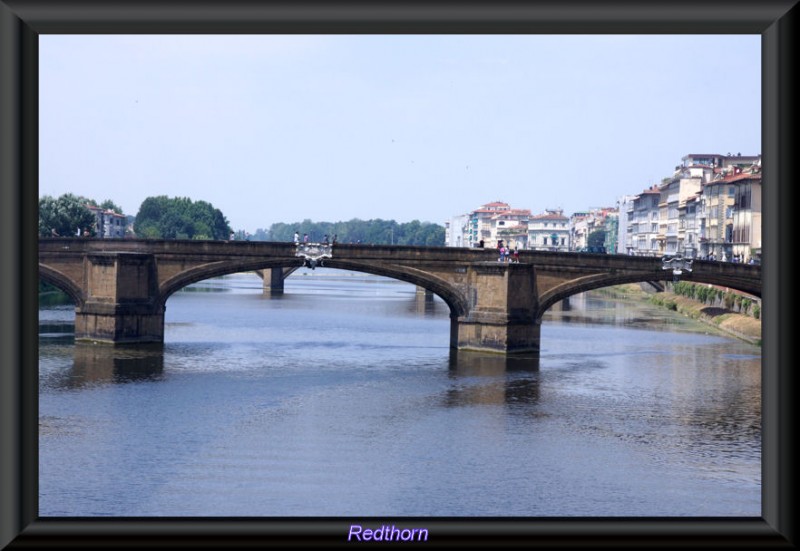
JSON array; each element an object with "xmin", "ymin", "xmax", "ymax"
[
  {"xmin": 444, "ymin": 214, "xmax": 469, "ymax": 247},
  {"xmin": 657, "ymin": 167, "xmax": 705, "ymax": 256},
  {"xmin": 629, "ymin": 185, "xmax": 661, "ymax": 256},
  {"xmin": 528, "ymin": 209, "xmax": 569, "ymax": 251},
  {"xmin": 86, "ymin": 204, "xmax": 127, "ymax": 238},
  {"xmin": 465, "ymin": 201, "xmax": 511, "ymax": 247},
  {"xmin": 616, "ymin": 195, "xmax": 637, "ymax": 255},
  {"xmin": 492, "ymin": 208, "xmax": 530, "ymax": 249},
  {"xmin": 569, "ymin": 208, "xmax": 615, "ymax": 252}
]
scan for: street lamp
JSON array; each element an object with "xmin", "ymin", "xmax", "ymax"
[{"xmin": 662, "ymin": 254, "xmax": 693, "ymax": 281}]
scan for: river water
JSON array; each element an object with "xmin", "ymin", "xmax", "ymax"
[{"xmin": 38, "ymin": 270, "xmax": 761, "ymax": 517}]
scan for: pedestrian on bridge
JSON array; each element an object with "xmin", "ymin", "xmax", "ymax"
[{"xmin": 294, "ymin": 231, "xmax": 300, "ymax": 243}]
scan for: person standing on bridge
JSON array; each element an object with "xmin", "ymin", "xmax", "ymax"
[{"xmin": 294, "ymin": 231, "xmax": 300, "ymax": 243}]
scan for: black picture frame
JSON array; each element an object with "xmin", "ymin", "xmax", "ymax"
[{"xmin": 1, "ymin": 1, "xmax": 795, "ymax": 548}]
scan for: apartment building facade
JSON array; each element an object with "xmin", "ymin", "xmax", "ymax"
[
  {"xmin": 625, "ymin": 153, "xmax": 761, "ymax": 260},
  {"xmin": 699, "ymin": 161, "xmax": 762, "ymax": 262},
  {"xmin": 493, "ymin": 207, "xmax": 531, "ymax": 249},
  {"xmin": 446, "ymin": 201, "xmax": 531, "ymax": 248},
  {"xmin": 628, "ymin": 186, "xmax": 661, "ymax": 256},
  {"xmin": 86, "ymin": 204, "xmax": 127, "ymax": 238},
  {"xmin": 445, "ymin": 152, "xmax": 760, "ymax": 259},
  {"xmin": 527, "ymin": 209, "xmax": 570, "ymax": 251}
]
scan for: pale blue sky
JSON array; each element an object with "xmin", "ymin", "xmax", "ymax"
[{"xmin": 39, "ymin": 34, "xmax": 760, "ymax": 232}]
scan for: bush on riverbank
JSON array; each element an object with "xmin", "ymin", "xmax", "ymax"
[
  {"xmin": 650, "ymin": 282, "xmax": 761, "ymax": 345},
  {"xmin": 596, "ymin": 283, "xmax": 761, "ymax": 346},
  {"xmin": 655, "ymin": 293, "xmax": 762, "ymax": 345},
  {"xmin": 671, "ymin": 282, "xmax": 760, "ymax": 320}
]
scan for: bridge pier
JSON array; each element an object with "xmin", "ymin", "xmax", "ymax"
[
  {"xmin": 261, "ymin": 268, "xmax": 286, "ymax": 295},
  {"xmin": 74, "ymin": 252, "xmax": 164, "ymax": 344},
  {"xmin": 415, "ymin": 285, "xmax": 434, "ymax": 301},
  {"xmin": 453, "ymin": 263, "xmax": 541, "ymax": 354}
]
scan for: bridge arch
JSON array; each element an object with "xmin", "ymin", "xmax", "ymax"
[
  {"xmin": 159, "ymin": 258, "xmax": 304, "ymax": 305},
  {"xmin": 38, "ymin": 264, "xmax": 84, "ymax": 306},
  {"xmin": 537, "ymin": 270, "xmax": 760, "ymax": 323},
  {"xmin": 323, "ymin": 259, "xmax": 469, "ymax": 317},
  {"xmin": 157, "ymin": 257, "xmax": 469, "ymax": 318}
]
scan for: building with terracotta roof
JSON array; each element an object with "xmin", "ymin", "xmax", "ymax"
[
  {"xmin": 453, "ymin": 201, "xmax": 502, "ymax": 247},
  {"xmin": 492, "ymin": 207, "xmax": 531, "ymax": 249},
  {"xmin": 698, "ymin": 159, "xmax": 761, "ymax": 262},
  {"xmin": 628, "ymin": 185, "xmax": 662, "ymax": 256},
  {"xmin": 528, "ymin": 209, "xmax": 569, "ymax": 251},
  {"xmin": 655, "ymin": 164, "xmax": 708, "ymax": 256},
  {"xmin": 569, "ymin": 208, "xmax": 616, "ymax": 252},
  {"xmin": 622, "ymin": 153, "xmax": 761, "ymax": 260},
  {"xmin": 85, "ymin": 204, "xmax": 127, "ymax": 238}
]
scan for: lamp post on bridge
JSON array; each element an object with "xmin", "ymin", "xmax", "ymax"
[{"xmin": 662, "ymin": 254, "xmax": 693, "ymax": 282}]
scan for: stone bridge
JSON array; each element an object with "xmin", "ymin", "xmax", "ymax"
[{"xmin": 38, "ymin": 238, "xmax": 761, "ymax": 354}]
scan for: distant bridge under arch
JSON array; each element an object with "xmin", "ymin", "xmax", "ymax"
[{"xmin": 39, "ymin": 239, "xmax": 761, "ymax": 354}]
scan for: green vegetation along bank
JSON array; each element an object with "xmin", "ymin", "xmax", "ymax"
[{"xmin": 597, "ymin": 283, "xmax": 761, "ymax": 346}]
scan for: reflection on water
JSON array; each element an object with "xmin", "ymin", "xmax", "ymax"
[
  {"xmin": 448, "ymin": 349, "xmax": 541, "ymax": 374},
  {"xmin": 71, "ymin": 345, "xmax": 164, "ymax": 387},
  {"xmin": 38, "ymin": 272, "xmax": 761, "ymax": 517},
  {"xmin": 445, "ymin": 350, "xmax": 541, "ymax": 409}
]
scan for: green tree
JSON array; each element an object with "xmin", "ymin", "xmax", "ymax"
[
  {"xmin": 39, "ymin": 193, "xmax": 97, "ymax": 237},
  {"xmin": 262, "ymin": 218, "xmax": 444, "ymax": 245},
  {"xmin": 134, "ymin": 196, "xmax": 232, "ymax": 240},
  {"xmin": 588, "ymin": 229, "xmax": 606, "ymax": 249},
  {"xmin": 99, "ymin": 199, "xmax": 123, "ymax": 214}
]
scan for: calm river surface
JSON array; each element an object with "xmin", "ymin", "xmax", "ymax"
[{"xmin": 39, "ymin": 270, "xmax": 761, "ymax": 517}]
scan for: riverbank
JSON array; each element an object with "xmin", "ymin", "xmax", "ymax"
[{"xmin": 595, "ymin": 284, "xmax": 762, "ymax": 346}]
